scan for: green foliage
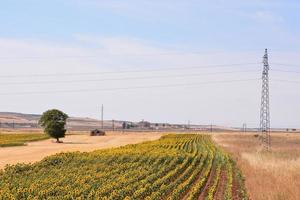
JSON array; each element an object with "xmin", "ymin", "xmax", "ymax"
[
  {"xmin": 0, "ymin": 134, "xmax": 248, "ymax": 199},
  {"xmin": 39, "ymin": 109, "xmax": 68, "ymax": 142}
]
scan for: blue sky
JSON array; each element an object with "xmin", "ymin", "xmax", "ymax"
[
  {"xmin": 0, "ymin": 0, "xmax": 299, "ymax": 128},
  {"xmin": 1, "ymin": 0, "xmax": 300, "ymax": 50}
]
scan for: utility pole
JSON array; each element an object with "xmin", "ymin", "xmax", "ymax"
[
  {"xmin": 112, "ymin": 119, "xmax": 115, "ymax": 131},
  {"xmin": 101, "ymin": 104, "xmax": 104, "ymax": 130},
  {"xmin": 242, "ymin": 123, "xmax": 247, "ymax": 132},
  {"xmin": 260, "ymin": 49, "xmax": 271, "ymax": 150}
]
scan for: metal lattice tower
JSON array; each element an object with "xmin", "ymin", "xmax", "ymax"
[{"xmin": 260, "ymin": 49, "xmax": 271, "ymax": 150}]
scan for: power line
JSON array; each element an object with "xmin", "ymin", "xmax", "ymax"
[
  {"xmin": 0, "ymin": 63, "xmax": 260, "ymax": 78},
  {"xmin": 271, "ymin": 69, "xmax": 300, "ymax": 74},
  {"xmin": 0, "ymin": 70, "xmax": 260, "ymax": 86},
  {"xmin": 0, "ymin": 78, "xmax": 259, "ymax": 96},
  {"xmin": 0, "ymin": 49, "xmax": 265, "ymax": 60},
  {"xmin": 272, "ymin": 63, "xmax": 300, "ymax": 67},
  {"xmin": 273, "ymin": 79, "xmax": 300, "ymax": 84}
]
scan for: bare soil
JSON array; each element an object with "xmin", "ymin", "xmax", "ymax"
[
  {"xmin": 214, "ymin": 168, "xmax": 227, "ymax": 200},
  {"xmin": 0, "ymin": 131, "xmax": 164, "ymax": 169},
  {"xmin": 198, "ymin": 164, "xmax": 216, "ymax": 200}
]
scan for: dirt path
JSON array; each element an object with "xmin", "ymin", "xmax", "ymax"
[
  {"xmin": 198, "ymin": 164, "xmax": 216, "ymax": 200},
  {"xmin": 214, "ymin": 168, "xmax": 227, "ymax": 200},
  {"xmin": 0, "ymin": 132, "xmax": 163, "ymax": 169}
]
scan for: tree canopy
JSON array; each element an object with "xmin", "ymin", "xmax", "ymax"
[{"xmin": 39, "ymin": 109, "xmax": 68, "ymax": 143}]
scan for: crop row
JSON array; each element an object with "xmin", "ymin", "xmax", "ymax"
[{"xmin": 0, "ymin": 134, "xmax": 248, "ymax": 200}]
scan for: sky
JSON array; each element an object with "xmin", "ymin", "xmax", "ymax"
[{"xmin": 0, "ymin": 0, "xmax": 300, "ymax": 128}]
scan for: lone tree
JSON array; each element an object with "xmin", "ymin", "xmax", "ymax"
[{"xmin": 39, "ymin": 109, "xmax": 68, "ymax": 143}]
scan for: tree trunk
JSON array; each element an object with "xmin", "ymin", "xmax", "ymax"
[{"xmin": 56, "ymin": 138, "xmax": 60, "ymax": 143}]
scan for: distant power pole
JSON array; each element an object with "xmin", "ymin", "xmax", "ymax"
[
  {"xmin": 101, "ymin": 104, "xmax": 104, "ymax": 130},
  {"xmin": 112, "ymin": 119, "xmax": 115, "ymax": 131},
  {"xmin": 260, "ymin": 49, "xmax": 271, "ymax": 150},
  {"xmin": 242, "ymin": 123, "xmax": 247, "ymax": 132}
]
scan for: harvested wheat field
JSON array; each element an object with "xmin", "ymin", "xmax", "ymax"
[
  {"xmin": 213, "ymin": 132, "xmax": 300, "ymax": 200},
  {"xmin": 0, "ymin": 131, "xmax": 164, "ymax": 169}
]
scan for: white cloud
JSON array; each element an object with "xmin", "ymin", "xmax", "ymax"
[
  {"xmin": 0, "ymin": 36, "xmax": 299, "ymax": 127},
  {"xmin": 73, "ymin": 34, "xmax": 167, "ymax": 55},
  {"xmin": 0, "ymin": 38, "xmax": 105, "ymax": 74},
  {"xmin": 75, "ymin": 0, "xmax": 197, "ymax": 23},
  {"xmin": 0, "ymin": 38, "xmax": 90, "ymax": 58},
  {"xmin": 250, "ymin": 10, "xmax": 284, "ymax": 23}
]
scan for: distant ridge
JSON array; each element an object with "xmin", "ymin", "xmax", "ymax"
[
  {"xmin": 0, "ymin": 112, "xmax": 242, "ymax": 131},
  {"xmin": 0, "ymin": 112, "xmax": 113, "ymax": 130}
]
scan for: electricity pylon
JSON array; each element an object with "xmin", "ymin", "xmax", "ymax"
[{"xmin": 260, "ymin": 49, "xmax": 271, "ymax": 150}]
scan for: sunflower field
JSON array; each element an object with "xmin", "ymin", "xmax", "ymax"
[{"xmin": 0, "ymin": 134, "xmax": 248, "ymax": 200}]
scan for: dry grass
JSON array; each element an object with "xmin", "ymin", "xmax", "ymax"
[
  {"xmin": 0, "ymin": 133, "xmax": 49, "ymax": 147},
  {"xmin": 213, "ymin": 132, "xmax": 300, "ymax": 200},
  {"xmin": 2, "ymin": 129, "xmax": 299, "ymax": 199}
]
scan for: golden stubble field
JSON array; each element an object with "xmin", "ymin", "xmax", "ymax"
[
  {"xmin": 0, "ymin": 131, "xmax": 165, "ymax": 169},
  {"xmin": 213, "ymin": 132, "xmax": 300, "ymax": 200}
]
